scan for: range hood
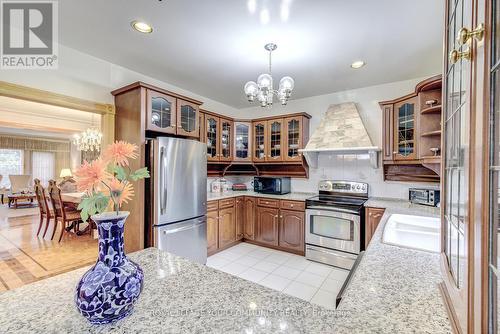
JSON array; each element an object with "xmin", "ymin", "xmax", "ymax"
[{"xmin": 299, "ymin": 102, "xmax": 381, "ymax": 168}]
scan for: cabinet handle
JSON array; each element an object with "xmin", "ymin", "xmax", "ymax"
[
  {"xmin": 290, "ymin": 204, "xmax": 294, "ymax": 208},
  {"xmin": 392, "ymin": 151, "xmax": 398, "ymax": 155},
  {"xmin": 449, "ymin": 48, "xmax": 471, "ymax": 64},
  {"xmin": 457, "ymin": 23, "xmax": 484, "ymax": 45}
]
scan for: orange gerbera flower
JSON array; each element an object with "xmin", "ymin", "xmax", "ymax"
[
  {"xmin": 103, "ymin": 140, "xmax": 138, "ymax": 166},
  {"xmin": 74, "ymin": 159, "xmax": 110, "ymax": 193},
  {"xmin": 108, "ymin": 178, "xmax": 134, "ymax": 205}
]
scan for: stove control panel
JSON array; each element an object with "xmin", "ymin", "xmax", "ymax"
[{"xmin": 318, "ymin": 180, "xmax": 368, "ymax": 196}]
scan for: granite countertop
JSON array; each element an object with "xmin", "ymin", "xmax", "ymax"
[
  {"xmin": 207, "ymin": 190, "xmax": 316, "ymax": 202},
  {"xmin": 0, "ymin": 197, "xmax": 451, "ymax": 333},
  {"xmin": 334, "ymin": 199, "xmax": 450, "ymax": 333},
  {"xmin": 0, "ymin": 248, "xmax": 342, "ymax": 333}
]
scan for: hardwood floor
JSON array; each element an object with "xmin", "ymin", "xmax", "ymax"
[{"xmin": 0, "ymin": 209, "xmax": 97, "ymax": 292}]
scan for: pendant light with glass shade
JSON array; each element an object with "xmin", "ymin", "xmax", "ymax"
[{"xmin": 244, "ymin": 43, "xmax": 294, "ymax": 107}]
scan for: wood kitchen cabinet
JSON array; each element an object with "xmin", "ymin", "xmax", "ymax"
[
  {"xmin": 235, "ymin": 196, "xmax": 245, "ymax": 240},
  {"xmin": 379, "ymin": 76, "xmax": 442, "ymax": 182},
  {"xmin": 207, "ymin": 209, "xmax": 219, "ymax": 254},
  {"xmin": 266, "ymin": 119, "xmax": 284, "ymax": 162},
  {"xmin": 234, "ymin": 122, "xmax": 252, "ymax": 162},
  {"xmin": 279, "ymin": 209, "xmax": 305, "ymax": 252},
  {"xmin": 203, "ymin": 111, "xmax": 233, "ymax": 162},
  {"xmin": 284, "ymin": 116, "xmax": 309, "ymax": 162},
  {"xmin": 364, "ymin": 207, "xmax": 385, "ymax": 247},
  {"xmin": 256, "ymin": 206, "xmax": 279, "ymax": 246},
  {"xmin": 254, "ymin": 199, "xmax": 305, "ymax": 254},
  {"xmin": 144, "ymin": 87, "xmax": 201, "ymax": 138},
  {"xmin": 218, "ymin": 206, "xmax": 236, "ymax": 248},
  {"xmin": 112, "ymin": 81, "xmax": 203, "ymax": 252},
  {"xmin": 252, "ymin": 120, "xmax": 267, "ymax": 162},
  {"xmin": 243, "ymin": 197, "xmax": 256, "ymax": 240}
]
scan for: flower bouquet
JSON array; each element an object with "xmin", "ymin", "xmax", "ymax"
[{"xmin": 73, "ymin": 141, "xmax": 149, "ymax": 324}]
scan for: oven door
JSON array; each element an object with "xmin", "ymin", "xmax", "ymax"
[{"xmin": 305, "ymin": 206, "xmax": 360, "ymax": 254}]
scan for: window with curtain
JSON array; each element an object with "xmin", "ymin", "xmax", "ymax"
[
  {"xmin": 32, "ymin": 151, "xmax": 55, "ymax": 187},
  {"xmin": 0, "ymin": 149, "xmax": 24, "ymax": 188}
]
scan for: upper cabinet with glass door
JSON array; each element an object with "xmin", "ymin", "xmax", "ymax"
[
  {"xmin": 176, "ymin": 99, "xmax": 200, "ymax": 138},
  {"xmin": 219, "ymin": 118, "xmax": 233, "ymax": 162},
  {"xmin": 234, "ymin": 122, "xmax": 251, "ymax": 162},
  {"xmin": 146, "ymin": 90, "xmax": 177, "ymax": 134},
  {"xmin": 205, "ymin": 114, "xmax": 219, "ymax": 162},
  {"xmin": 267, "ymin": 119, "xmax": 284, "ymax": 161},
  {"xmin": 284, "ymin": 116, "xmax": 309, "ymax": 162},
  {"xmin": 393, "ymin": 97, "xmax": 418, "ymax": 160},
  {"xmin": 145, "ymin": 87, "xmax": 202, "ymax": 138},
  {"xmin": 253, "ymin": 121, "xmax": 267, "ymax": 162}
]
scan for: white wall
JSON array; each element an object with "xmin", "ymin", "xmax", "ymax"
[
  {"xmin": 231, "ymin": 78, "xmax": 440, "ymax": 198},
  {"xmin": 0, "ymin": 44, "xmax": 239, "ymax": 117},
  {"xmin": 1, "ymin": 43, "xmax": 439, "ymax": 199}
]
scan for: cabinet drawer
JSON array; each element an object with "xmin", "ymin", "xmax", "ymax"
[
  {"xmin": 207, "ymin": 200, "xmax": 219, "ymax": 212},
  {"xmin": 280, "ymin": 200, "xmax": 305, "ymax": 211},
  {"xmin": 257, "ymin": 198, "xmax": 280, "ymax": 208},
  {"xmin": 219, "ymin": 198, "xmax": 235, "ymax": 209}
]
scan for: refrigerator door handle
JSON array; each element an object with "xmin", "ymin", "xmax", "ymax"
[
  {"xmin": 162, "ymin": 220, "xmax": 205, "ymax": 235},
  {"xmin": 160, "ymin": 147, "xmax": 167, "ymax": 215}
]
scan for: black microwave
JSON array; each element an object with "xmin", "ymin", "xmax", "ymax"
[{"xmin": 253, "ymin": 177, "xmax": 291, "ymax": 195}]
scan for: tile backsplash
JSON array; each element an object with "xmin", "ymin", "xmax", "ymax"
[{"xmin": 207, "ymin": 154, "xmax": 438, "ymax": 200}]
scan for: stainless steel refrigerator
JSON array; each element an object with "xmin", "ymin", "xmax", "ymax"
[{"xmin": 148, "ymin": 137, "xmax": 207, "ymax": 264}]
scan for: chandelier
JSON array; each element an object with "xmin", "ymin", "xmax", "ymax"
[
  {"xmin": 72, "ymin": 127, "xmax": 103, "ymax": 152},
  {"xmin": 244, "ymin": 43, "xmax": 294, "ymax": 107}
]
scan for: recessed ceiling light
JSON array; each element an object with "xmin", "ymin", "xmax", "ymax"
[
  {"xmin": 350, "ymin": 61, "xmax": 365, "ymax": 69},
  {"xmin": 131, "ymin": 21, "xmax": 153, "ymax": 34}
]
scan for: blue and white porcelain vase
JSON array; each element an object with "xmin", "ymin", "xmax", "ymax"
[{"xmin": 75, "ymin": 211, "xmax": 144, "ymax": 324}]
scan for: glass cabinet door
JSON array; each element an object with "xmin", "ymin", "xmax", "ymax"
[
  {"xmin": 220, "ymin": 119, "xmax": 232, "ymax": 161},
  {"xmin": 267, "ymin": 119, "xmax": 283, "ymax": 161},
  {"xmin": 234, "ymin": 122, "xmax": 251, "ymax": 161},
  {"xmin": 393, "ymin": 98, "xmax": 417, "ymax": 160},
  {"xmin": 177, "ymin": 99, "xmax": 199, "ymax": 138},
  {"xmin": 284, "ymin": 116, "xmax": 302, "ymax": 162},
  {"xmin": 253, "ymin": 122, "xmax": 266, "ymax": 162},
  {"xmin": 205, "ymin": 116, "xmax": 219, "ymax": 161},
  {"xmin": 146, "ymin": 90, "xmax": 176, "ymax": 134}
]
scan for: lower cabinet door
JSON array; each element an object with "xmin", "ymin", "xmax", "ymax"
[
  {"xmin": 244, "ymin": 197, "xmax": 256, "ymax": 240},
  {"xmin": 207, "ymin": 210, "xmax": 219, "ymax": 254},
  {"xmin": 235, "ymin": 197, "xmax": 245, "ymax": 240},
  {"xmin": 218, "ymin": 206, "xmax": 236, "ymax": 248},
  {"xmin": 365, "ymin": 207, "xmax": 385, "ymax": 247},
  {"xmin": 256, "ymin": 206, "xmax": 279, "ymax": 246},
  {"xmin": 279, "ymin": 209, "xmax": 305, "ymax": 252}
]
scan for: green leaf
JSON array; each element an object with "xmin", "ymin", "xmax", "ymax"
[
  {"xmin": 77, "ymin": 193, "xmax": 110, "ymax": 221},
  {"xmin": 114, "ymin": 166, "xmax": 127, "ymax": 181},
  {"xmin": 130, "ymin": 167, "xmax": 150, "ymax": 181}
]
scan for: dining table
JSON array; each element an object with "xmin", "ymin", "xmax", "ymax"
[{"xmin": 60, "ymin": 192, "xmax": 85, "ymax": 204}]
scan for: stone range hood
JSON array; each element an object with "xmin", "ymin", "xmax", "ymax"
[{"xmin": 299, "ymin": 102, "xmax": 381, "ymax": 168}]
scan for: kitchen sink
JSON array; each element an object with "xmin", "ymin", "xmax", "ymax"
[{"xmin": 382, "ymin": 214, "xmax": 441, "ymax": 253}]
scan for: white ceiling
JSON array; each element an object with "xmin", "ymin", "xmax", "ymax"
[{"xmin": 59, "ymin": 0, "xmax": 444, "ymax": 108}]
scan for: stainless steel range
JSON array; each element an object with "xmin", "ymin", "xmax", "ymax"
[{"xmin": 305, "ymin": 180, "xmax": 368, "ymax": 270}]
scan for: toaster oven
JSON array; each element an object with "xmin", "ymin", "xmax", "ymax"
[{"xmin": 409, "ymin": 188, "xmax": 440, "ymax": 207}]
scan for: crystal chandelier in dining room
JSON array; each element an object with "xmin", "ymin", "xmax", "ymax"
[
  {"xmin": 72, "ymin": 115, "xmax": 103, "ymax": 152},
  {"xmin": 244, "ymin": 43, "xmax": 295, "ymax": 107}
]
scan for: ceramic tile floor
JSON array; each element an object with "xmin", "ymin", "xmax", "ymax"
[{"xmin": 206, "ymin": 242, "xmax": 349, "ymax": 309}]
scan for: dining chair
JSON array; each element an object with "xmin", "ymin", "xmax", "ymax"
[
  {"xmin": 47, "ymin": 180, "xmax": 83, "ymax": 242},
  {"xmin": 33, "ymin": 179, "xmax": 53, "ymax": 238}
]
